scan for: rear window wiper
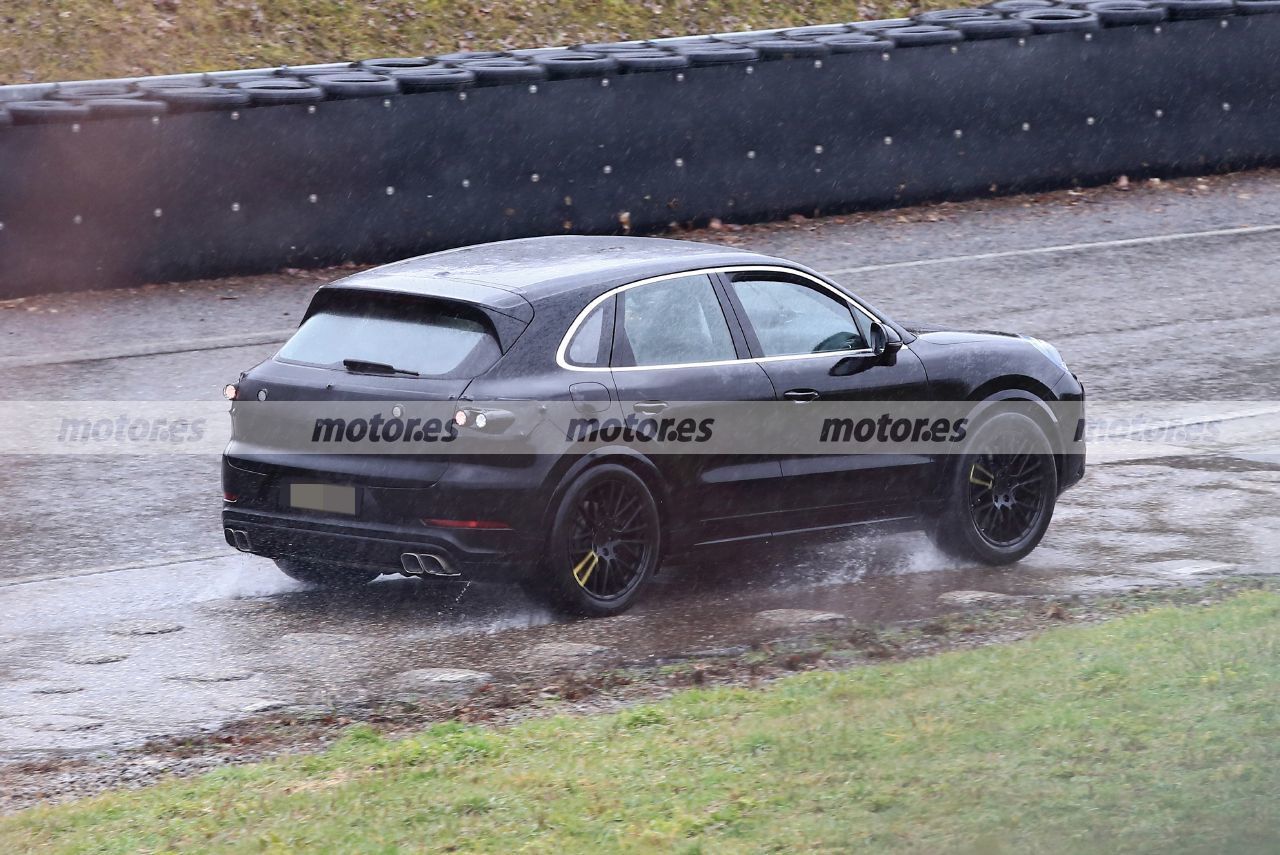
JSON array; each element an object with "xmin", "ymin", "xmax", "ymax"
[{"xmin": 341, "ymin": 358, "xmax": 420, "ymax": 377}]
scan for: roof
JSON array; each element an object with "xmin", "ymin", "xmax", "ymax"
[{"xmin": 327, "ymin": 235, "xmax": 794, "ymax": 304}]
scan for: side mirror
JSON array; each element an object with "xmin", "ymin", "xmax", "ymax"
[{"xmin": 868, "ymin": 322, "xmax": 902, "ymax": 360}]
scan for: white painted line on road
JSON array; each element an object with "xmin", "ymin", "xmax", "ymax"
[
  {"xmin": 0, "ymin": 553, "xmax": 229, "ymax": 590},
  {"xmin": 0, "ymin": 329, "xmax": 293, "ymax": 371},
  {"xmin": 826, "ymin": 224, "xmax": 1280, "ymax": 277},
  {"xmin": 10, "ymin": 223, "xmax": 1279, "ymax": 370}
]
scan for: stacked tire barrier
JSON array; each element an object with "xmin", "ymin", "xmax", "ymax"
[{"xmin": 1, "ymin": 3, "xmax": 1279, "ymax": 295}]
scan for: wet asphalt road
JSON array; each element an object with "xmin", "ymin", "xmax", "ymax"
[{"xmin": 2, "ymin": 171, "xmax": 1279, "ymax": 756}]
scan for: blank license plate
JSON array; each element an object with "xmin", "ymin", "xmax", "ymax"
[{"xmin": 289, "ymin": 483, "xmax": 357, "ymax": 515}]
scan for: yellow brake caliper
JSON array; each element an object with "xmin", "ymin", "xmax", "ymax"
[
  {"xmin": 572, "ymin": 550, "xmax": 600, "ymax": 587},
  {"xmin": 969, "ymin": 463, "xmax": 994, "ymax": 488}
]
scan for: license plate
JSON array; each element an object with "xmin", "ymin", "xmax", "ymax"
[{"xmin": 289, "ymin": 483, "xmax": 357, "ymax": 515}]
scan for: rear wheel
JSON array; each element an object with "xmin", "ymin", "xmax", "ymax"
[
  {"xmin": 538, "ymin": 464, "xmax": 661, "ymax": 616},
  {"xmin": 932, "ymin": 411, "xmax": 1058, "ymax": 564},
  {"xmin": 274, "ymin": 559, "xmax": 379, "ymax": 588}
]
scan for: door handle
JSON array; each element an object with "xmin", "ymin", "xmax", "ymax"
[
  {"xmin": 784, "ymin": 389, "xmax": 820, "ymax": 402},
  {"xmin": 633, "ymin": 401, "xmax": 668, "ymax": 414}
]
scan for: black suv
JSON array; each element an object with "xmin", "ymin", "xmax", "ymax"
[{"xmin": 222, "ymin": 236, "xmax": 1084, "ymax": 614}]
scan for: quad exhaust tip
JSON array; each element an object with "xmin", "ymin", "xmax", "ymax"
[
  {"xmin": 225, "ymin": 528, "xmax": 252, "ymax": 552},
  {"xmin": 400, "ymin": 551, "xmax": 461, "ymax": 578}
]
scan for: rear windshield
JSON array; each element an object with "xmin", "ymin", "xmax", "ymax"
[{"xmin": 277, "ymin": 291, "xmax": 502, "ymax": 378}]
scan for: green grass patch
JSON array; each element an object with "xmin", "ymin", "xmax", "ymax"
[
  {"xmin": 5, "ymin": 592, "xmax": 1278, "ymax": 853},
  {"xmin": 0, "ymin": 1, "xmax": 945, "ymax": 84}
]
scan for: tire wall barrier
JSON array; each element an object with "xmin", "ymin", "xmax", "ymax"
[{"xmin": 1, "ymin": 11, "xmax": 1279, "ymax": 296}]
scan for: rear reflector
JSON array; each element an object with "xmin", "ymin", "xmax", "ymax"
[
  {"xmin": 422, "ymin": 518, "xmax": 510, "ymax": 530},
  {"xmin": 223, "ymin": 491, "xmax": 239, "ymax": 503}
]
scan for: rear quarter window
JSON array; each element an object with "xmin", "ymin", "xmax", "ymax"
[{"xmin": 277, "ymin": 290, "xmax": 502, "ymax": 379}]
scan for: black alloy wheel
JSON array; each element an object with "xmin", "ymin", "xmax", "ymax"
[
  {"xmin": 965, "ymin": 445, "xmax": 1051, "ymax": 548},
  {"xmin": 544, "ymin": 464, "xmax": 661, "ymax": 615},
  {"xmin": 933, "ymin": 411, "xmax": 1058, "ymax": 564}
]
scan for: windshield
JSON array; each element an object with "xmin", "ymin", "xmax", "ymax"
[{"xmin": 277, "ymin": 290, "xmax": 502, "ymax": 378}]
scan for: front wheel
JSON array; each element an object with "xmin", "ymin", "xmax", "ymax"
[
  {"xmin": 931, "ymin": 411, "xmax": 1058, "ymax": 565},
  {"xmin": 537, "ymin": 464, "xmax": 662, "ymax": 616},
  {"xmin": 274, "ymin": 559, "xmax": 379, "ymax": 588}
]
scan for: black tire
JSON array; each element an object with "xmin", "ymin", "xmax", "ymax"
[
  {"xmin": 84, "ymin": 98, "xmax": 168, "ymax": 117},
  {"xmin": 391, "ymin": 66, "xmax": 477, "ymax": 92},
  {"xmin": 1014, "ymin": 9, "xmax": 1103, "ymax": 31},
  {"xmin": 6, "ymin": 100, "xmax": 91, "ymax": 124},
  {"xmin": 572, "ymin": 42, "xmax": 657, "ymax": 53},
  {"xmin": 53, "ymin": 82, "xmax": 142, "ymax": 101},
  {"xmin": 306, "ymin": 72, "xmax": 399, "ymax": 99},
  {"xmin": 434, "ymin": 50, "xmax": 509, "ymax": 62},
  {"xmin": 884, "ymin": 25, "xmax": 966, "ymax": 46},
  {"xmin": 951, "ymin": 18, "xmax": 1035, "ymax": 38},
  {"xmin": 153, "ymin": 86, "xmax": 251, "ymax": 111},
  {"xmin": 444, "ymin": 59, "xmax": 547, "ymax": 84},
  {"xmin": 234, "ymin": 78, "xmax": 326, "ymax": 105},
  {"xmin": 1237, "ymin": 0, "xmax": 1280, "ymax": 14},
  {"xmin": 782, "ymin": 24, "xmax": 853, "ymax": 39},
  {"xmin": 915, "ymin": 8, "xmax": 1001, "ymax": 23},
  {"xmin": 672, "ymin": 43, "xmax": 760, "ymax": 65},
  {"xmin": 931, "ymin": 411, "xmax": 1058, "ymax": 565},
  {"xmin": 1162, "ymin": 0, "xmax": 1235, "ymax": 18},
  {"xmin": 539, "ymin": 464, "xmax": 662, "ymax": 616},
  {"xmin": 532, "ymin": 51, "xmax": 618, "ymax": 78},
  {"xmin": 615, "ymin": 50, "xmax": 690, "ymax": 72},
  {"xmin": 985, "ymin": 0, "xmax": 1055, "ymax": 11},
  {"xmin": 744, "ymin": 38, "xmax": 831, "ymax": 59},
  {"xmin": 1087, "ymin": 1, "xmax": 1168, "ymax": 25},
  {"xmin": 815, "ymin": 34, "xmax": 895, "ymax": 53},
  {"xmin": 275, "ymin": 558, "xmax": 379, "ymax": 588}
]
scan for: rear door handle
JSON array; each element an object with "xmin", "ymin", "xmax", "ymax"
[
  {"xmin": 784, "ymin": 389, "xmax": 820, "ymax": 402},
  {"xmin": 633, "ymin": 401, "xmax": 668, "ymax": 414}
]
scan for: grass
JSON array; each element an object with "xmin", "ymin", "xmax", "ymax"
[
  {"xmin": 4, "ymin": 591, "xmax": 1278, "ymax": 853},
  {"xmin": 0, "ymin": 1, "xmax": 947, "ymax": 85}
]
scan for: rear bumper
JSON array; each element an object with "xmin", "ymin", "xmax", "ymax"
[{"xmin": 222, "ymin": 506, "xmax": 540, "ymax": 581}]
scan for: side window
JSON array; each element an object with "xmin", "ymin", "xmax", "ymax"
[
  {"xmin": 729, "ymin": 277, "xmax": 868, "ymax": 357},
  {"xmin": 613, "ymin": 274, "xmax": 736, "ymax": 367},
  {"xmin": 565, "ymin": 298, "xmax": 611, "ymax": 367}
]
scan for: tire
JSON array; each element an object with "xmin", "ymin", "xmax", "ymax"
[
  {"xmin": 782, "ymin": 24, "xmax": 853, "ymax": 38},
  {"xmin": 743, "ymin": 39, "xmax": 831, "ymax": 59},
  {"xmin": 444, "ymin": 59, "xmax": 547, "ymax": 84},
  {"xmin": 306, "ymin": 72, "xmax": 399, "ymax": 99},
  {"xmin": 951, "ymin": 18, "xmax": 1035, "ymax": 38},
  {"xmin": 235, "ymin": 78, "xmax": 326, "ymax": 105},
  {"xmin": 275, "ymin": 558, "xmax": 379, "ymax": 588},
  {"xmin": 84, "ymin": 98, "xmax": 168, "ymax": 117},
  {"xmin": 391, "ymin": 67, "xmax": 477, "ymax": 92},
  {"xmin": 532, "ymin": 52, "xmax": 618, "ymax": 78},
  {"xmin": 538, "ymin": 464, "xmax": 662, "ymax": 616},
  {"xmin": 1087, "ymin": 1, "xmax": 1167, "ymax": 25},
  {"xmin": 931, "ymin": 411, "xmax": 1058, "ymax": 565},
  {"xmin": 153, "ymin": 86, "xmax": 251, "ymax": 111},
  {"xmin": 53, "ymin": 82, "xmax": 142, "ymax": 101},
  {"xmin": 1014, "ymin": 9, "xmax": 1103, "ymax": 31},
  {"xmin": 815, "ymin": 34, "xmax": 895, "ymax": 53},
  {"xmin": 672, "ymin": 43, "xmax": 760, "ymax": 65},
  {"xmin": 615, "ymin": 51, "xmax": 690, "ymax": 72},
  {"xmin": 1162, "ymin": 0, "xmax": 1235, "ymax": 18},
  {"xmin": 985, "ymin": 0, "xmax": 1055, "ymax": 11},
  {"xmin": 6, "ymin": 100, "xmax": 91, "ymax": 124},
  {"xmin": 884, "ymin": 26, "xmax": 966, "ymax": 46},
  {"xmin": 915, "ymin": 8, "xmax": 1001, "ymax": 23},
  {"xmin": 1237, "ymin": 0, "xmax": 1280, "ymax": 14}
]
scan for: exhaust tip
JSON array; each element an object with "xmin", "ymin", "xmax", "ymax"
[{"xmin": 399, "ymin": 552, "xmax": 461, "ymax": 578}]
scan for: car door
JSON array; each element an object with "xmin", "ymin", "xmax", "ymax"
[
  {"xmin": 720, "ymin": 269, "xmax": 932, "ymax": 527},
  {"xmin": 605, "ymin": 271, "xmax": 784, "ymax": 549}
]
